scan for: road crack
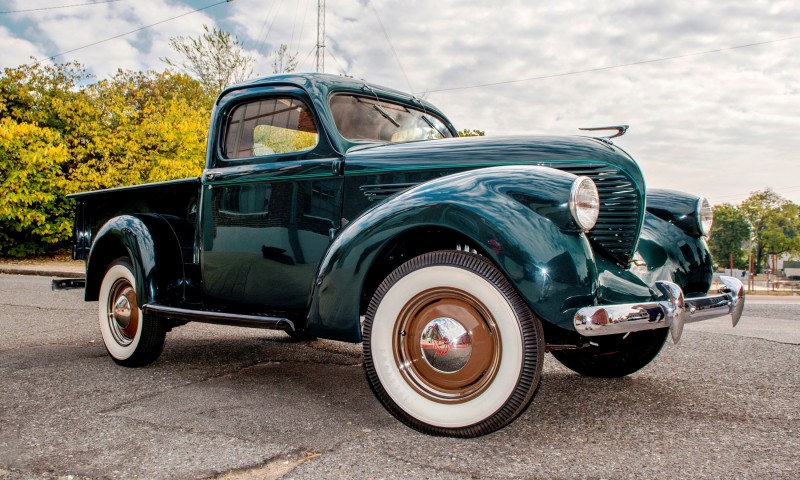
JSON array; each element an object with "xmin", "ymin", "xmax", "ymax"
[
  {"xmin": 0, "ymin": 302, "xmax": 87, "ymax": 311},
  {"xmin": 211, "ymin": 449, "xmax": 322, "ymax": 480}
]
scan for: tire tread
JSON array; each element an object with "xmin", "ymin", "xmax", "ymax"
[{"xmin": 363, "ymin": 250, "xmax": 544, "ymax": 437}]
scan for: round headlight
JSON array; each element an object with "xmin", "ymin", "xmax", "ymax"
[
  {"xmin": 570, "ymin": 176, "xmax": 600, "ymax": 231},
  {"xmin": 697, "ymin": 197, "xmax": 713, "ymax": 236}
]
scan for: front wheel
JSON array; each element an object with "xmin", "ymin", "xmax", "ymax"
[
  {"xmin": 98, "ymin": 258, "xmax": 166, "ymax": 367},
  {"xmin": 363, "ymin": 251, "xmax": 544, "ymax": 437},
  {"xmin": 551, "ymin": 328, "xmax": 669, "ymax": 378}
]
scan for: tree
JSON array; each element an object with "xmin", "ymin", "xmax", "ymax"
[
  {"xmin": 740, "ymin": 189, "xmax": 800, "ymax": 273},
  {"xmin": 271, "ymin": 44, "xmax": 298, "ymax": 74},
  {"xmin": 0, "ymin": 119, "xmax": 73, "ymax": 256},
  {"xmin": 76, "ymin": 70, "xmax": 211, "ymax": 189},
  {"xmin": 0, "ymin": 61, "xmax": 94, "ymax": 148},
  {"xmin": 707, "ymin": 203, "xmax": 750, "ymax": 270},
  {"xmin": 0, "ymin": 62, "xmax": 95, "ymax": 256},
  {"xmin": 161, "ymin": 25, "xmax": 255, "ymax": 94},
  {"xmin": 0, "ymin": 62, "xmax": 212, "ymax": 256},
  {"xmin": 458, "ymin": 129, "xmax": 485, "ymax": 137}
]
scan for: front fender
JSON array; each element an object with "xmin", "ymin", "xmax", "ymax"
[
  {"xmin": 308, "ymin": 165, "xmax": 598, "ymax": 342},
  {"xmin": 85, "ymin": 214, "xmax": 185, "ymax": 306},
  {"xmin": 634, "ymin": 212, "xmax": 714, "ymax": 295}
]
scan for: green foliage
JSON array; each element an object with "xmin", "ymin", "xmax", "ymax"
[
  {"xmin": 458, "ymin": 128, "xmax": 485, "ymax": 137},
  {"xmin": 0, "ymin": 61, "xmax": 92, "ymax": 130},
  {"xmin": 708, "ymin": 203, "xmax": 750, "ymax": 269},
  {"xmin": 75, "ymin": 69, "xmax": 212, "ymax": 189},
  {"xmin": 0, "ymin": 62, "xmax": 212, "ymax": 257},
  {"xmin": 0, "ymin": 119, "xmax": 73, "ymax": 256},
  {"xmin": 253, "ymin": 125, "xmax": 317, "ymax": 154},
  {"xmin": 739, "ymin": 189, "xmax": 800, "ymax": 273}
]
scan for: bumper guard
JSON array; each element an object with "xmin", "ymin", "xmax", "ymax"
[{"xmin": 574, "ymin": 276, "xmax": 745, "ymax": 343}]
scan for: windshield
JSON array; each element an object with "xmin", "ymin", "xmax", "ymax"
[{"xmin": 330, "ymin": 94, "xmax": 454, "ymax": 143}]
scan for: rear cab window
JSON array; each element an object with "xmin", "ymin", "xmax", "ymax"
[{"xmin": 223, "ymin": 97, "xmax": 318, "ymax": 160}]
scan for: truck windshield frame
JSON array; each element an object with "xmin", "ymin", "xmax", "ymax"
[{"xmin": 329, "ymin": 94, "xmax": 453, "ymax": 144}]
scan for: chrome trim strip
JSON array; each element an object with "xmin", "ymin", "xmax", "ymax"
[{"xmin": 574, "ymin": 276, "xmax": 744, "ymax": 343}]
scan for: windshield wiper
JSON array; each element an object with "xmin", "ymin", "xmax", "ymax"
[
  {"xmin": 421, "ymin": 115, "xmax": 447, "ymax": 139},
  {"xmin": 372, "ymin": 104, "xmax": 400, "ymax": 127}
]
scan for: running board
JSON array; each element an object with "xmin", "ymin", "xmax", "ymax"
[{"xmin": 142, "ymin": 304, "xmax": 295, "ymax": 331}]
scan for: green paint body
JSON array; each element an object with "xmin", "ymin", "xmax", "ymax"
[{"xmin": 71, "ymin": 74, "xmax": 713, "ymax": 343}]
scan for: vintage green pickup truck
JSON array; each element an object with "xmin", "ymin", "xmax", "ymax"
[{"xmin": 68, "ymin": 73, "xmax": 744, "ymax": 437}]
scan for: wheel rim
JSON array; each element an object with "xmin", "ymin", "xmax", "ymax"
[
  {"xmin": 106, "ymin": 278, "xmax": 139, "ymax": 346},
  {"xmin": 393, "ymin": 287, "xmax": 502, "ymax": 403}
]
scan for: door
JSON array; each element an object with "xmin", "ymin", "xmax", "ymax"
[{"xmin": 200, "ymin": 90, "xmax": 343, "ymax": 313}]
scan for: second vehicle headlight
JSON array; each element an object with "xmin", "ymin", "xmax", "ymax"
[{"xmin": 697, "ymin": 197, "xmax": 713, "ymax": 236}]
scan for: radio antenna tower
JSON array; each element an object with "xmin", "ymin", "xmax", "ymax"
[{"xmin": 316, "ymin": 0, "xmax": 325, "ymax": 72}]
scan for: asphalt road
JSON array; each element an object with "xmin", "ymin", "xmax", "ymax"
[{"xmin": 1, "ymin": 274, "xmax": 798, "ymax": 479}]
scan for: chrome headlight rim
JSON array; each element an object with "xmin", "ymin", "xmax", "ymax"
[
  {"xmin": 696, "ymin": 197, "xmax": 713, "ymax": 236},
  {"xmin": 569, "ymin": 176, "xmax": 600, "ymax": 232}
]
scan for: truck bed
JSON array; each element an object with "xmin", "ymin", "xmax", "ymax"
[{"xmin": 68, "ymin": 178, "xmax": 201, "ymax": 260}]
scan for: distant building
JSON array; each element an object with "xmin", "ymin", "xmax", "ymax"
[{"xmin": 784, "ymin": 260, "xmax": 800, "ymax": 280}]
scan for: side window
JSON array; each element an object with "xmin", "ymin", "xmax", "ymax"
[{"xmin": 224, "ymin": 97, "xmax": 318, "ymax": 159}]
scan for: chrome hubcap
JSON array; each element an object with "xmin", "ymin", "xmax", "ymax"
[
  {"xmin": 420, "ymin": 317, "xmax": 473, "ymax": 373},
  {"xmin": 113, "ymin": 295, "xmax": 132, "ymax": 329},
  {"xmin": 393, "ymin": 288, "xmax": 501, "ymax": 403},
  {"xmin": 106, "ymin": 279, "xmax": 138, "ymax": 346}
]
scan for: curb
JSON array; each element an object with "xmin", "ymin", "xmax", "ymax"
[{"xmin": 0, "ymin": 267, "xmax": 84, "ymax": 278}]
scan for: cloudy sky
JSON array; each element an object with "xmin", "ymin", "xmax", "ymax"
[{"xmin": 2, "ymin": 0, "xmax": 798, "ymax": 205}]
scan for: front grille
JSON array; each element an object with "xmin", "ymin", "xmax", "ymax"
[{"xmin": 553, "ymin": 163, "xmax": 642, "ymax": 267}]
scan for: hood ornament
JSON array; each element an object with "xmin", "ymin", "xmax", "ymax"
[{"xmin": 579, "ymin": 125, "xmax": 629, "ymax": 145}]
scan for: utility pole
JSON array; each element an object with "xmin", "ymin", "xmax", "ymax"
[
  {"xmin": 316, "ymin": 0, "xmax": 325, "ymax": 72},
  {"xmin": 729, "ymin": 252, "xmax": 734, "ymax": 277}
]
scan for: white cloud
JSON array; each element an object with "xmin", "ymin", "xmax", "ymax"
[
  {"xmin": 1, "ymin": 0, "xmax": 798, "ymax": 204},
  {"xmin": 0, "ymin": 25, "xmax": 46, "ymax": 67},
  {"xmin": 0, "ymin": 0, "xmax": 219, "ymax": 77}
]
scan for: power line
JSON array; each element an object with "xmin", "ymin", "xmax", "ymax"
[
  {"xmin": 31, "ymin": 0, "xmax": 232, "ymax": 65},
  {"xmin": 296, "ymin": 0, "xmax": 310, "ymax": 58},
  {"xmin": 256, "ymin": 0, "xmax": 283, "ymax": 57},
  {"xmin": 326, "ymin": 44, "xmax": 348, "ymax": 75},
  {"xmin": 422, "ymin": 34, "xmax": 800, "ymax": 94},
  {"xmin": 1, "ymin": 0, "xmax": 123, "ymax": 14},
  {"xmin": 297, "ymin": 44, "xmax": 317, "ymax": 72},
  {"xmin": 253, "ymin": 1, "xmax": 278, "ymax": 56},
  {"xmin": 370, "ymin": 3, "xmax": 412, "ymax": 93},
  {"xmin": 288, "ymin": 0, "xmax": 301, "ymax": 54}
]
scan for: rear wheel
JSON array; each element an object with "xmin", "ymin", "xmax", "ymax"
[
  {"xmin": 98, "ymin": 258, "xmax": 166, "ymax": 367},
  {"xmin": 551, "ymin": 328, "xmax": 669, "ymax": 378},
  {"xmin": 363, "ymin": 251, "xmax": 544, "ymax": 437}
]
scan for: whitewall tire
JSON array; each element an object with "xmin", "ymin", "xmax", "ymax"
[
  {"xmin": 98, "ymin": 258, "xmax": 166, "ymax": 367},
  {"xmin": 363, "ymin": 251, "xmax": 544, "ymax": 437}
]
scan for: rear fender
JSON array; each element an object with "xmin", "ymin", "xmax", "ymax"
[
  {"xmin": 85, "ymin": 214, "xmax": 186, "ymax": 306},
  {"xmin": 307, "ymin": 165, "xmax": 598, "ymax": 342}
]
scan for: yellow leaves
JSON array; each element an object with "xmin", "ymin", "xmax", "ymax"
[
  {"xmin": 0, "ymin": 117, "xmax": 72, "ymax": 255},
  {"xmin": 1, "ymin": 63, "xmax": 211, "ymax": 256}
]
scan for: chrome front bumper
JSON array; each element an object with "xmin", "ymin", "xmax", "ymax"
[{"xmin": 574, "ymin": 276, "xmax": 745, "ymax": 343}]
